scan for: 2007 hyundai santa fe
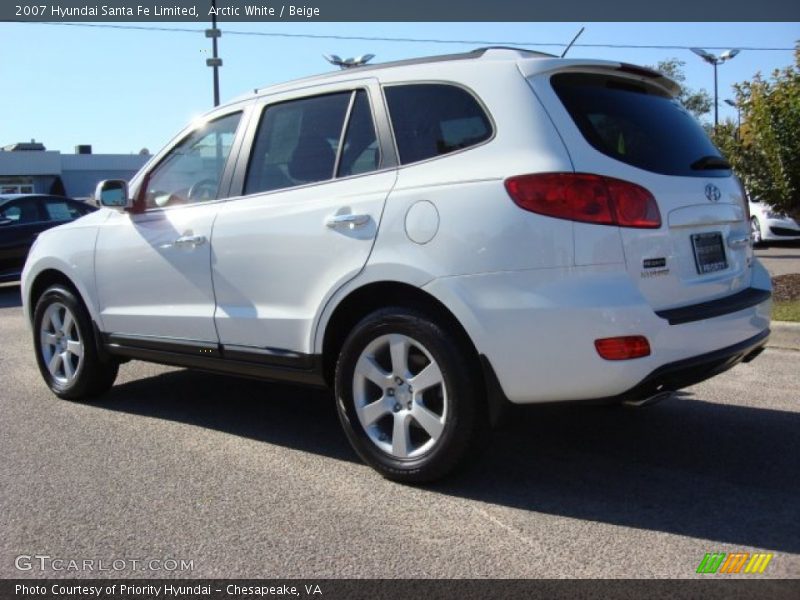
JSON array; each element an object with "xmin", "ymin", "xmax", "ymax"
[{"xmin": 22, "ymin": 48, "xmax": 772, "ymax": 482}]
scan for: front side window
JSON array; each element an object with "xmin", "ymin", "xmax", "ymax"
[
  {"xmin": 142, "ymin": 112, "xmax": 242, "ymax": 210},
  {"xmin": 384, "ymin": 83, "xmax": 493, "ymax": 165},
  {"xmin": 1, "ymin": 199, "xmax": 41, "ymax": 223}
]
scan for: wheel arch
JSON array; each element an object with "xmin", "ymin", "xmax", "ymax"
[
  {"xmin": 319, "ymin": 281, "xmax": 481, "ymax": 389},
  {"xmin": 27, "ymin": 269, "xmax": 88, "ymax": 325}
]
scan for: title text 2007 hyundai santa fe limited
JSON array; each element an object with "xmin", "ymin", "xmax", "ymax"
[{"xmin": 22, "ymin": 48, "xmax": 771, "ymax": 482}]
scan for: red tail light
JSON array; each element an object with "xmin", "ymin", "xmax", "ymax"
[
  {"xmin": 594, "ymin": 336, "xmax": 651, "ymax": 360},
  {"xmin": 505, "ymin": 173, "xmax": 661, "ymax": 228}
]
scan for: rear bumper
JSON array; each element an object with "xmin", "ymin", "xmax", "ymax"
[
  {"xmin": 480, "ymin": 329, "xmax": 768, "ymax": 412},
  {"xmin": 588, "ymin": 329, "xmax": 769, "ymax": 404},
  {"xmin": 424, "ymin": 263, "xmax": 772, "ymax": 404},
  {"xmin": 655, "ymin": 287, "xmax": 771, "ymax": 325}
]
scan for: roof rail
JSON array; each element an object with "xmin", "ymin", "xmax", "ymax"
[
  {"xmin": 473, "ymin": 46, "xmax": 556, "ymax": 58},
  {"xmin": 251, "ymin": 47, "xmax": 554, "ymax": 96}
]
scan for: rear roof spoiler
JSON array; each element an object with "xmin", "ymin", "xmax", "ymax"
[
  {"xmin": 617, "ymin": 63, "xmax": 681, "ymax": 97},
  {"xmin": 518, "ymin": 58, "xmax": 682, "ymax": 98}
]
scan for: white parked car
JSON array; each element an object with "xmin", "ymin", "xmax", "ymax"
[
  {"xmin": 22, "ymin": 48, "xmax": 772, "ymax": 482},
  {"xmin": 749, "ymin": 198, "xmax": 800, "ymax": 245}
]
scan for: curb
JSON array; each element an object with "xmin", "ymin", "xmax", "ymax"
[{"xmin": 767, "ymin": 321, "xmax": 800, "ymax": 350}]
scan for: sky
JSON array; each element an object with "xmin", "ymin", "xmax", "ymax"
[{"xmin": 0, "ymin": 21, "xmax": 797, "ymax": 155}]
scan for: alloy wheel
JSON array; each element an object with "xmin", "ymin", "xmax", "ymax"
[
  {"xmin": 39, "ymin": 302, "xmax": 84, "ymax": 385},
  {"xmin": 352, "ymin": 333, "xmax": 448, "ymax": 459}
]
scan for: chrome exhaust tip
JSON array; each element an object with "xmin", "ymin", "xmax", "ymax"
[{"xmin": 622, "ymin": 390, "xmax": 674, "ymax": 408}]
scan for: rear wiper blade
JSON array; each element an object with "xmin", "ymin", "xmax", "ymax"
[{"xmin": 691, "ymin": 155, "xmax": 731, "ymax": 170}]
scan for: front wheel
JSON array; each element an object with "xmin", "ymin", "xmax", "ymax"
[
  {"xmin": 751, "ymin": 216, "xmax": 765, "ymax": 246},
  {"xmin": 335, "ymin": 307, "xmax": 484, "ymax": 483},
  {"xmin": 33, "ymin": 285, "xmax": 118, "ymax": 400}
]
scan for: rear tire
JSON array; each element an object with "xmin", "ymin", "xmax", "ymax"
[
  {"xmin": 334, "ymin": 307, "xmax": 484, "ymax": 483},
  {"xmin": 33, "ymin": 285, "xmax": 118, "ymax": 400}
]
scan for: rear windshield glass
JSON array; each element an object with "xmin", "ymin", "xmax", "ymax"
[{"xmin": 551, "ymin": 73, "xmax": 730, "ymax": 178}]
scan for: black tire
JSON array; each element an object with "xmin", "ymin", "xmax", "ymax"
[
  {"xmin": 32, "ymin": 285, "xmax": 118, "ymax": 400},
  {"xmin": 334, "ymin": 307, "xmax": 484, "ymax": 483}
]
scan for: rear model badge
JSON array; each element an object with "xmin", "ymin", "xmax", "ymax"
[
  {"xmin": 641, "ymin": 257, "xmax": 669, "ymax": 278},
  {"xmin": 705, "ymin": 183, "xmax": 721, "ymax": 202},
  {"xmin": 643, "ymin": 258, "xmax": 667, "ymax": 269}
]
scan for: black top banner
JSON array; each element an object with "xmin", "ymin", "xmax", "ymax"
[{"xmin": 4, "ymin": 0, "xmax": 800, "ymax": 22}]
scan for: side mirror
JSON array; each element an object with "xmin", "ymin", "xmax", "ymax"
[
  {"xmin": 0, "ymin": 218, "xmax": 13, "ymax": 226},
  {"xmin": 94, "ymin": 180, "xmax": 132, "ymax": 210}
]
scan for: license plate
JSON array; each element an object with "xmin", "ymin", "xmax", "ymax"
[{"xmin": 691, "ymin": 232, "xmax": 728, "ymax": 274}]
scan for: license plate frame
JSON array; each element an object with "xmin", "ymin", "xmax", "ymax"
[{"xmin": 691, "ymin": 232, "xmax": 728, "ymax": 275}]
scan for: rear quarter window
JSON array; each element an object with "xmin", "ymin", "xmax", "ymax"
[
  {"xmin": 384, "ymin": 83, "xmax": 492, "ymax": 165},
  {"xmin": 551, "ymin": 73, "xmax": 730, "ymax": 178}
]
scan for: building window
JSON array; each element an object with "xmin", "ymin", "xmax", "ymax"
[{"xmin": 0, "ymin": 176, "xmax": 35, "ymax": 195}]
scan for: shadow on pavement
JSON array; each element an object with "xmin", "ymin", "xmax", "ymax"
[
  {"xmin": 439, "ymin": 395, "xmax": 800, "ymax": 554},
  {"xmin": 0, "ymin": 284, "xmax": 22, "ymax": 308},
  {"xmin": 103, "ymin": 369, "xmax": 355, "ymax": 463},
  {"xmin": 101, "ymin": 369, "xmax": 799, "ymax": 553}
]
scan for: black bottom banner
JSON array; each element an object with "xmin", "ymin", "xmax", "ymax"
[{"xmin": 2, "ymin": 579, "xmax": 800, "ymax": 600}]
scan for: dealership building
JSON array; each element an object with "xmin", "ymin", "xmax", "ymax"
[{"xmin": 0, "ymin": 141, "xmax": 149, "ymax": 199}]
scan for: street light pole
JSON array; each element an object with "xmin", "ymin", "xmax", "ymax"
[
  {"xmin": 690, "ymin": 47, "xmax": 740, "ymax": 129},
  {"xmin": 206, "ymin": 0, "xmax": 222, "ymax": 107},
  {"xmin": 713, "ymin": 60, "xmax": 719, "ymax": 127}
]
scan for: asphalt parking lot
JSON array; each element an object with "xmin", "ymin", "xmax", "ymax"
[
  {"xmin": 0, "ymin": 282, "xmax": 798, "ymax": 580},
  {"xmin": 755, "ymin": 242, "xmax": 800, "ymax": 276}
]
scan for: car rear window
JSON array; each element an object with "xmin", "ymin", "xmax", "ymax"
[
  {"xmin": 43, "ymin": 200, "xmax": 85, "ymax": 221},
  {"xmin": 384, "ymin": 84, "xmax": 492, "ymax": 165},
  {"xmin": 551, "ymin": 73, "xmax": 730, "ymax": 178}
]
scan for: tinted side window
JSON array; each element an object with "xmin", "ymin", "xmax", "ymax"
[
  {"xmin": 143, "ymin": 112, "xmax": 242, "ymax": 209},
  {"xmin": 384, "ymin": 84, "xmax": 492, "ymax": 164},
  {"xmin": 43, "ymin": 200, "xmax": 86, "ymax": 221},
  {"xmin": 1, "ymin": 199, "xmax": 41, "ymax": 223},
  {"xmin": 245, "ymin": 92, "xmax": 352, "ymax": 195},
  {"xmin": 338, "ymin": 90, "xmax": 380, "ymax": 177},
  {"xmin": 551, "ymin": 73, "xmax": 730, "ymax": 177}
]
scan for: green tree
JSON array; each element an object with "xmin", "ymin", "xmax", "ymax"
[
  {"xmin": 712, "ymin": 44, "xmax": 800, "ymax": 215},
  {"xmin": 650, "ymin": 58, "xmax": 713, "ymax": 119}
]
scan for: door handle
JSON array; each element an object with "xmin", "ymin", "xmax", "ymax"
[
  {"xmin": 325, "ymin": 214, "xmax": 370, "ymax": 230},
  {"xmin": 173, "ymin": 234, "xmax": 207, "ymax": 247}
]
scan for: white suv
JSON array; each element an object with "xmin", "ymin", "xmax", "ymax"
[
  {"xmin": 22, "ymin": 48, "xmax": 772, "ymax": 482},
  {"xmin": 749, "ymin": 198, "xmax": 800, "ymax": 245}
]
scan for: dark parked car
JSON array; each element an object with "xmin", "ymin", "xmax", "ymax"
[{"xmin": 0, "ymin": 194, "xmax": 96, "ymax": 283}]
